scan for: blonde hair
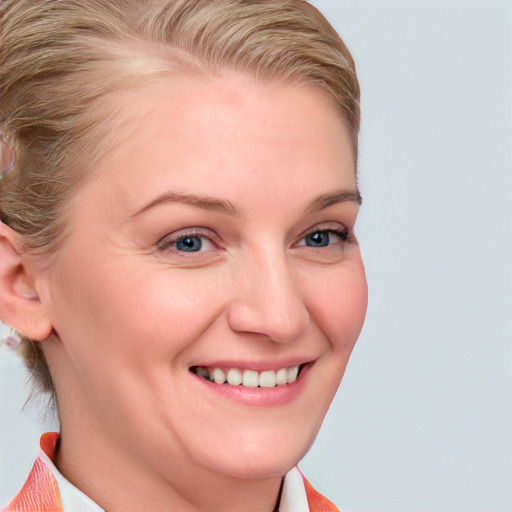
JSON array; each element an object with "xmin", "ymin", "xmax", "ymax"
[{"xmin": 0, "ymin": 0, "xmax": 360, "ymax": 402}]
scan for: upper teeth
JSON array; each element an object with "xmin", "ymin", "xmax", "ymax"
[{"xmin": 194, "ymin": 366, "xmax": 300, "ymax": 388}]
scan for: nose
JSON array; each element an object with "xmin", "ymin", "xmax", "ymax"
[{"xmin": 227, "ymin": 248, "xmax": 310, "ymax": 343}]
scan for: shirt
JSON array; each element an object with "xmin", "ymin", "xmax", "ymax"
[{"xmin": 3, "ymin": 433, "xmax": 340, "ymax": 512}]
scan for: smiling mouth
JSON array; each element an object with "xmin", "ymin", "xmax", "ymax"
[{"xmin": 190, "ymin": 365, "xmax": 304, "ymax": 389}]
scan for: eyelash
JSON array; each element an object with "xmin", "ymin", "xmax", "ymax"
[{"xmin": 156, "ymin": 224, "xmax": 350, "ymax": 254}]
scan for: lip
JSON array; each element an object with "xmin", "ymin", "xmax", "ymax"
[{"xmin": 189, "ymin": 361, "xmax": 314, "ymax": 407}]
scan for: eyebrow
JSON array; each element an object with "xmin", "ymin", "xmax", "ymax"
[
  {"xmin": 305, "ymin": 189, "xmax": 362, "ymax": 213},
  {"xmin": 130, "ymin": 191, "xmax": 242, "ymax": 219},
  {"xmin": 130, "ymin": 188, "xmax": 361, "ymax": 220}
]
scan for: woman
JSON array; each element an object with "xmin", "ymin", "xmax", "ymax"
[{"xmin": 0, "ymin": 1, "xmax": 367, "ymax": 511}]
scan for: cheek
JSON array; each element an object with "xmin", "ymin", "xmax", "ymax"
[
  {"xmin": 48, "ymin": 254, "xmax": 221, "ymax": 370},
  {"xmin": 306, "ymin": 261, "xmax": 368, "ymax": 352},
  {"xmin": 80, "ymin": 265, "xmax": 226, "ymax": 359}
]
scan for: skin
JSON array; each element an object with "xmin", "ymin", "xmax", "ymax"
[{"xmin": 0, "ymin": 73, "xmax": 367, "ymax": 512}]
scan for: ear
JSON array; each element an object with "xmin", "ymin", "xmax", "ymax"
[{"xmin": 0, "ymin": 222, "xmax": 53, "ymax": 341}]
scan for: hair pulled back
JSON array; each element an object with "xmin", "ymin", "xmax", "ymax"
[{"xmin": 0, "ymin": 0, "xmax": 360, "ymax": 402}]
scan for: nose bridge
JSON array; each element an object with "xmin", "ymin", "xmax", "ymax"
[{"xmin": 227, "ymin": 243, "xmax": 310, "ymax": 342}]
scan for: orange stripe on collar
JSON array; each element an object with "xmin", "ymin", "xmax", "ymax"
[
  {"xmin": 300, "ymin": 469, "xmax": 340, "ymax": 512},
  {"xmin": 4, "ymin": 432, "xmax": 62, "ymax": 512}
]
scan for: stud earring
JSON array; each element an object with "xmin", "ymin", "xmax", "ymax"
[
  {"xmin": 2, "ymin": 329, "xmax": 21, "ymax": 350},
  {"xmin": 0, "ymin": 132, "xmax": 17, "ymax": 178}
]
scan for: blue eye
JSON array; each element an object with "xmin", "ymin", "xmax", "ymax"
[
  {"xmin": 299, "ymin": 228, "xmax": 348, "ymax": 249},
  {"xmin": 305, "ymin": 231, "xmax": 330, "ymax": 247},
  {"xmin": 157, "ymin": 230, "xmax": 217, "ymax": 255},
  {"xmin": 175, "ymin": 236, "xmax": 203, "ymax": 252}
]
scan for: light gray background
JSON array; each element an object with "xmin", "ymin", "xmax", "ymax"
[{"xmin": 1, "ymin": 1, "xmax": 511, "ymax": 511}]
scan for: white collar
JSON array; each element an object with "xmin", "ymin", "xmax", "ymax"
[
  {"xmin": 38, "ymin": 448, "xmax": 103, "ymax": 512},
  {"xmin": 279, "ymin": 466, "xmax": 310, "ymax": 512},
  {"xmin": 39, "ymin": 451, "xmax": 309, "ymax": 512}
]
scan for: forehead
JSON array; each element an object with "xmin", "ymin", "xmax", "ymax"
[{"xmin": 72, "ymin": 72, "xmax": 356, "ymax": 219}]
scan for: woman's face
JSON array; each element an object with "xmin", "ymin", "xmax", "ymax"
[{"xmin": 40, "ymin": 73, "xmax": 367, "ymax": 482}]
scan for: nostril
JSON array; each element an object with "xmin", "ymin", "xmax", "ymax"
[{"xmin": 227, "ymin": 301, "xmax": 310, "ymax": 344}]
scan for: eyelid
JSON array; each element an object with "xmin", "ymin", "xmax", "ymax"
[{"xmin": 299, "ymin": 221, "xmax": 349, "ymax": 239}]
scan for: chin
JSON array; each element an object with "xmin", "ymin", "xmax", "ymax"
[
  {"xmin": 190, "ymin": 425, "xmax": 318, "ymax": 480},
  {"xmin": 206, "ymin": 454, "xmax": 300, "ymax": 481}
]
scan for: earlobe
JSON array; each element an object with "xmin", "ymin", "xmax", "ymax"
[{"xmin": 0, "ymin": 222, "xmax": 53, "ymax": 341}]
